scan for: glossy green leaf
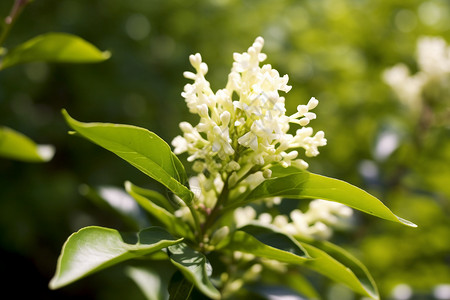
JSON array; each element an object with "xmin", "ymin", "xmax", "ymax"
[
  {"xmin": 82, "ymin": 184, "xmax": 150, "ymax": 230},
  {"xmin": 301, "ymin": 242, "xmax": 379, "ymax": 299},
  {"xmin": 0, "ymin": 32, "xmax": 110, "ymax": 69},
  {"xmin": 125, "ymin": 181, "xmax": 194, "ymax": 240},
  {"xmin": 168, "ymin": 243, "xmax": 221, "ymax": 299},
  {"xmin": 0, "ymin": 126, "xmax": 54, "ymax": 162},
  {"xmin": 234, "ymin": 166, "xmax": 416, "ymax": 227},
  {"xmin": 224, "ymin": 224, "xmax": 309, "ymax": 264},
  {"xmin": 49, "ymin": 226, "xmax": 183, "ymax": 289},
  {"xmin": 62, "ymin": 110, "xmax": 194, "ymax": 204}
]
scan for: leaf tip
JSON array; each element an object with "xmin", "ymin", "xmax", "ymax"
[
  {"xmin": 48, "ymin": 277, "xmax": 60, "ymax": 290},
  {"xmin": 61, "ymin": 109, "xmax": 71, "ymax": 121},
  {"xmin": 397, "ymin": 217, "xmax": 418, "ymax": 228},
  {"xmin": 102, "ymin": 50, "xmax": 112, "ymax": 60},
  {"xmin": 124, "ymin": 180, "xmax": 133, "ymax": 192}
]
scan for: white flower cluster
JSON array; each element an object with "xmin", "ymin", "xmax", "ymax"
[
  {"xmin": 234, "ymin": 199, "xmax": 353, "ymax": 240},
  {"xmin": 383, "ymin": 36, "xmax": 450, "ymax": 113},
  {"xmin": 172, "ymin": 37, "xmax": 326, "ymax": 177}
]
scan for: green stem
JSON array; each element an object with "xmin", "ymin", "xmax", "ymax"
[
  {"xmin": 201, "ymin": 176, "xmax": 230, "ymax": 239},
  {"xmin": 188, "ymin": 203, "xmax": 202, "ymax": 243},
  {"xmin": 0, "ymin": 0, "xmax": 31, "ymax": 47},
  {"xmin": 199, "ymin": 162, "xmax": 262, "ymax": 241}
]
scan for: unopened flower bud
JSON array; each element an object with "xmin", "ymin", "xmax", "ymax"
[
  {"xmin": 307, "ymin": 97, "xmax": 319, "ymax": 110},
  {"xmin": 263, "ymin": 169, "xmax": 272, "ymax": 178},
  {"xmin": 210, "ymin": 226, "xmax": 230, "ymax": 246}
]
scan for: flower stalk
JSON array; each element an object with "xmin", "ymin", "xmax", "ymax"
[{"xmin": 0, "ymin": 0, "xmax": 32, "ymax": 47}]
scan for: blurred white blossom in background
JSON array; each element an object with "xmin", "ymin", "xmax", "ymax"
[
  {"xmin": 383, "ymin": 36, "xmax": 450, "ymax": 117},
  {"xmin": 234, "ymin": 199, "xmax": 353, "ymax": 241}
]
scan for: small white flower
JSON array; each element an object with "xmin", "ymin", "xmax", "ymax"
[{"xmin": 172, "ymin": 135, "xmax": 188, "ymax": 154}]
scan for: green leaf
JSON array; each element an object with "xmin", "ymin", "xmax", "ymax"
[
  {"xmin": 125, "ymin": 180, "xmax": 175, "ymax": 213},
  {"xmin": 126, "ymin": 181, "xmax": 194, "ymax": 241},
  {"xmin": 260, "ymin": 267, "xmax": 320, "ymax": 300},
  {"xmin": 0, "ymin": 32, "xmax": 110, "ymax": 69},
  {"xmin": 226, "ymin": 224, "xmax": 378, "ymax": 299},
  {"xmin": 49, "ymin": 226, "xmax": 183, "ymax": 290},
  {"xmin": 168, "ymin": 270, "xmax": 195, "ymax": 300},
  {"xmin": 62, "ymin": 110, "xmax": 194, "ymax": 204},
  {"xmin": 300, "ymin": 242, "xmax": 379, "ymax": 299},
  {"xmin": 126, "ymin": 263, "xmax": 172, "ymax": 300},
  {"xmin": 234, "ymin": 166, "xmax": 416, "ymax": 227},
  {"xmin": 168, "ymin": 243, "xmax": 221, "ymax": 299},
  {"xmin": 81, "ymin": 184, "xmax": 150, "ymax": 230},
  {"xmin": 0, "ymin": 126, "xmax": 54, "ymax": 162},
  {"xmin": 224, "ymin": 224, "xmax": 309, "ymax": 264},
  {"xmin": 171, "ymin": 152, "xmax": 188, "ymax": 186}
]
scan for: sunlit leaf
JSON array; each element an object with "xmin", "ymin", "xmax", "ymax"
[
  {"xmin": 49, "ymin": 226, "xmax": 183, "ymax": 289},
  {"xmin": 62, "ymin": 110, "xmax": 194, "ymax": 204},
  {"xmin": 300, "ymin": 241, "xmax": 379, "ymax": 300},
  {"xmin": 168, "ymin": 243, "xmax": 221, "ymax": 299},
  {"xmin": 0, "ymin": 32, "xmax": 110, "ymax": 69},
  {"xmin": 232, "ymin": 166, "xmax": 416, "ymax": 227},
  {"xmin": 0, "ymin": 126, "xmax": 54, "ymax": 162},
  {"xmin": 224, "ymin": 224, "xmax": 309, "ymax": 264},
  {"xmin": 126, "ymin": 181, "xmax": 194, "ymax": 240}
]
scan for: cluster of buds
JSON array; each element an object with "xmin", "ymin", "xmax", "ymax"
[
  {"xmin": 172, "ymin": 37, "xmax": 326, "ymax": 180},
  {"xmin": 172, "ymin": 37, "xmax": 331, "ymax": 237}
]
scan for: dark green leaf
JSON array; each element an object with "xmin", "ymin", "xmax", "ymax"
[
  {"xmin": 168, "ymin": 270, "xmax": 194, "ymax": 300},
  {"xmin": 49, "ymin": 226, "xmax": 183, "ymax": 289},
  {"xmin": 126, "ymin": 181, "xmax": 194, "ymax": 240},
  {"xmin": 234, "ymin": 166, "xmax": 416, "ymax": 227},
  {"xmin": 260, "ymin": 267, "xmax": 320, "ymax": 300},
  {"xmin": 0, "ymin": 126, "xmax": 54, "ymax": 162},
  {"xmin": 171, "ymin": 152, "xmax": 188, "ymax": 186},
  {"xmin": 125, "ymin": 180, "xmax": 175, "ymax": 213},
  {"xmin": 0, "ymin": 32, "xmax": 110, "ymax": 69},
  {"xmin": 168, "ymin": 243, "xmax": 221, "ymax": 299},
  {"xmin": 62, "ymin": 110, "xmax": 194, "ymax": 204},
  {"xmin": 224, "ymin": 224, "xmax": 309, "ymax": 264}
]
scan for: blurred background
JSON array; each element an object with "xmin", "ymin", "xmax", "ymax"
[{"xmin": 0, "ymin": 0, "xmax": 449, "ymax": 299}]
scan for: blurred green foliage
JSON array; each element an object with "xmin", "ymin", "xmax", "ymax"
[{"xmin": 0, "ymin": 0, "xmax": 449, "ymax": 299}]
